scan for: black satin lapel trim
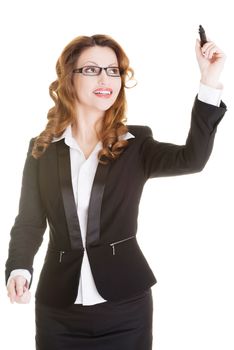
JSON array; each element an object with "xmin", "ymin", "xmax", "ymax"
[
  {"xmin": 86, "ymin": 159, "xmax": 111, "ymax": 246},
  {"xmin": 57, "ymin": 140, "xmax": 83, "ymax": 250}
]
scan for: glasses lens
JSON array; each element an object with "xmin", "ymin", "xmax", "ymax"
[
  {"xmin": 82, "ymin": 66, "xmax": 101, "ymax": 75},
  {"xmin": 107, "ymin": 67, "xmax": 121, "ymax": 76}
]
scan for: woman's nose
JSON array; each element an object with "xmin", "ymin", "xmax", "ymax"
[{"xmin": 98, "ymin": 69, "xmax": 109, "ymax": 83}]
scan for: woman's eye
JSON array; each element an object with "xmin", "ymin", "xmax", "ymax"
[
  {"xmin": 83, "ymin": 66, "xmax": 97, "ymax": 73},
  {"xmin": 109, "ymin": 68, "xmax": 119, "ymax": 74}
]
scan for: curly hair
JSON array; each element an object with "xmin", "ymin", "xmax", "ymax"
[{"xmin": 32, "ymin": 34, "xmax": 137, "ymax": 164}]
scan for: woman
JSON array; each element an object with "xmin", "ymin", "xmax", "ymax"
[{"xmin": 5, "ymin": 34, "xmax": 227, "ymax": 349}]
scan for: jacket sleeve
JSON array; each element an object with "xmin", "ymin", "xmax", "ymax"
[
  {"xmin": 5, "ymin": 138, "xmax": 47, "ymax": 288},
  {"xmin": 139, "ymin": 95, "xmax": 227, "ymax": 180}
]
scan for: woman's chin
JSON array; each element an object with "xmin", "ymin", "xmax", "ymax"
[{"xmin": 94, "ymin": 102, "xmax": 114, "ymax": 111}]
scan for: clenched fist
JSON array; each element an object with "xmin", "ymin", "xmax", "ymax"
[{"xmin": 7, "ymin": 275, "xmax": 31, "ymax": 304}]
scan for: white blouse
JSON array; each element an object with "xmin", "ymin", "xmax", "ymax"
[{"xmin": 7, "ymin": 82, "xmax": 223, "ymax": 305}]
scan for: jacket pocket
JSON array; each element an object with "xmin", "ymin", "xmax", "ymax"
[
  {"xmin": 46, "ymin": 246, "xmax": 84, "ymax": 263},
  {"xmin": 109, "ymin": 235, "xmax": 135, "ymax": 255}
]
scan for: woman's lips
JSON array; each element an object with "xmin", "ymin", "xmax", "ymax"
[
  {"xmin": 93, "ymin": 88, "xmax": 113, "ymax": 98},
  {"xmin": 94, "ymin": 93, "xmax": 112, "ymax": 99}
]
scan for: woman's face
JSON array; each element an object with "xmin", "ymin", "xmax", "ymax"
[{"xmin": 73, "ymin": 46, "xmax": 122, "ymax": 113}]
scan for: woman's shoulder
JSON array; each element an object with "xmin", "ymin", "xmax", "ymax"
[{"xmin": 126, "ymin": 124, "xmax": 153, "ymax": 138}]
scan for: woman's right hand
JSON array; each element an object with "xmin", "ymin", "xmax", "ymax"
[{"xmin": 7, "ymin": 275, "xmax": 31, "ymax": 304}]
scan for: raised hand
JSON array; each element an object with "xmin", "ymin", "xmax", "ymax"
[{"xmin": 195, "ymin": 38, "xmax": 226, "ymax": 89}]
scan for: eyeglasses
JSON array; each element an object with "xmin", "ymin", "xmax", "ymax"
[{"xmin": 72, "ymin": 65, "xmax": 123, "ymax": 77}]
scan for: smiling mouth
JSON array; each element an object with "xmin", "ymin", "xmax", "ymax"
[
  {"xmin": 94, "ymin": 91, "xmax": 112, "ymax": 95},
  {"xmin": 93, "ymin": 89, "xmax": 113, "ymax": 98}
]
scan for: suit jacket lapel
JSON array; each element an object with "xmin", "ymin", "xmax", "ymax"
[
  {"xmin": 57, "ymin": 140, "xmax": 83, "ymax": 250},
  {"xmin": 86, "ymin": 158, "xmax": 111, "ymax": 246},
  {"xmin": 57, "ymin": 139, "xmax": 111, "ymax": 249}
]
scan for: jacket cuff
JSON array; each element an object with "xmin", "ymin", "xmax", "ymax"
[{"xmin": 193, "ymin": 94, "xmax": 227, "ymax": 134}]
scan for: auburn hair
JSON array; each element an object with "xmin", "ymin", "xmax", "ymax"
[{"xmin": 32, "ymin": 34, "xmax": 137, "ymax": 164}]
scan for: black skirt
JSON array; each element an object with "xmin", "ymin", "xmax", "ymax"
[{"xmin": 35, "ymin": 288, "xmax": 153, "ymax": 350}]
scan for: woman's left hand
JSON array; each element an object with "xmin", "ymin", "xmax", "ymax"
[{"xmin": 195, "ymin": 38, "xmax": 226, "ymax": 89}]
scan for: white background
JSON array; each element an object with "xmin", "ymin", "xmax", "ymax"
[{"xmin": 0, "ymin": 0, "xmax": 233, "ymax": 349}]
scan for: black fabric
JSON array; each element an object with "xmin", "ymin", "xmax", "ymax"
[{"xmin": 35, "ymin": 288, "xmax": 153, "ymax": 350}]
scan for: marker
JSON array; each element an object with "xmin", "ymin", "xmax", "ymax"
[{"xmin": 198, "ymin": 25, "xmax": 207, "ymax": 47}]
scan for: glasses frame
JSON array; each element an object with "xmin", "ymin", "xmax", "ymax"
[{"xmin": 72, "ymin": 65, "xmax": 123, "ymax": 77}]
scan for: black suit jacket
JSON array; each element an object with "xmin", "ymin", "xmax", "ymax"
[{"xmin": 5, "ymin": 95, "xmax": 227, "ymax": 308}]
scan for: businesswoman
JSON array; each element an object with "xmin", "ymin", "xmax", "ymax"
[{"xmin": 6, "ymin": 33, "xmax": 227, "ymax": 350}]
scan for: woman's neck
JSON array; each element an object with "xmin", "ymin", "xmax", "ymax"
[{"xmin": 72, "ymin": 104, "xmax": 104, "ymax": 144}]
